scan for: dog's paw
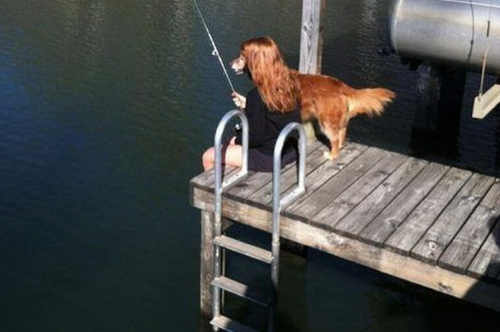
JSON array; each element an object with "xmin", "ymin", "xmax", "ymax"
[
  {"xmin": 323, "ymin": 151, "xmax": 334, "ymax": 161},
  {"xmin": 324, "ymin": 150, "xmax": 340, "ymax": 161}
]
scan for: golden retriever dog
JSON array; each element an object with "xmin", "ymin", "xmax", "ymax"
[{"xmin": 230, "ymin": 36, "xmax": 396, "ymax": 160}]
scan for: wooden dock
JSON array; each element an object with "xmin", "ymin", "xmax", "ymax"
[{"xmin": 190, "ymin": 140, "xmax": 500, "ymax": 315}]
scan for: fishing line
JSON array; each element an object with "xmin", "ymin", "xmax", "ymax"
[{"xmin": 192, "ymin": 0, "xmax": 237, "ymax": 94}]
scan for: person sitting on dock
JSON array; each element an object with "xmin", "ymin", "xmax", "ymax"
[{"xmin": 202, "ymin": 39, "xmax": 301, "ymax": 172}]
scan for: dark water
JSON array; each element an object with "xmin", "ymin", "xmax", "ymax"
[{"xmin": 1, "ymin": 1, "xmax": 500, "ymax": 331}]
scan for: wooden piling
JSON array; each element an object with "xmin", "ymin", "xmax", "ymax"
[
  {"xmin": 200, "ymin": 211, "xmax": 215, "ymax": 318},
  {"xmin": 299, "ymin": 0, "xmax": 325, "ymax": 75},
  {"xmin": 410, "ymin": 65, "xmax": 465, "ymax": 157},
  {"xmin": 299, "ymin": 0, "xmax": 325, "ymax": 140}
]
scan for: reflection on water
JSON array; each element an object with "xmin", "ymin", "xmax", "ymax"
[{"xmin": 1, "ymin": 1, "xmax": 500, "ymax": 331}]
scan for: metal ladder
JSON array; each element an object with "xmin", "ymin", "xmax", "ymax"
[{"xmin": 211, "ymin": 110, "xmax": 306, "ymax": 332}]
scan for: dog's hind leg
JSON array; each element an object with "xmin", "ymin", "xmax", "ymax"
[
  {"xmin": 338, "ymin": 126, "xmax": 347, "ymax": 149},
  {"xmin": 322, "ymin": 125, "xmax": 341, "ymax": 161}
]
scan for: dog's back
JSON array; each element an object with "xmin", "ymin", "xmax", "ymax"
[
  {"xmin": 293, "ymin": 71, "xmax": 395, "ymax": 160},
  {"xmin": 295, "ymin": 73, "xmax": 355, "ymax": 121},
  {"xmin": 295, "ymin": 72, "xmax": 394, "ymax": 120}
]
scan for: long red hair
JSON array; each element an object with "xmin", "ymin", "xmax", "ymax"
[{"xmin": 241, "ymin": 36, "xmax": 298, "ymax": 113}]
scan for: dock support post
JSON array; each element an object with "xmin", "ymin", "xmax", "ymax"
[
  {"xmin": 411, "ymin": 65, "xmax": 465, "ymax": 158},
  {"xmin": 299, "ymin": 0, "xmax": 325, "ymax": 140},
  {"xmin": 410, "ymin": 64, "xmax": 440, "ymax": 155},
  {"xmin": 435, "ymin": 66, "xmax": 465, "ymax": 157},
  {"xmin": 200, "ymin": 210, "xmax": 215, "ymax": 318}
]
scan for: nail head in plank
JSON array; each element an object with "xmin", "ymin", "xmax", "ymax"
[
  {"xmin": 439, "ymin": 180, "xmax": 500, "ymax": 274},
  {"xmin": 311, "ymin": 151, "xmax": 407, "ymax": 230},
  {"xmin": 360, "ymin": 163, "xmax": 449, "ymax": 246},
  {"xmin": 384, "ymin": 168, "xmax": 472, "ymax": 256},
  {"xmin": 285, "ymin": 146, "xmax": 387, "ymax": 222},
  {"xmin": 411, "ymin": 173, "xmax": 495, "ymax": 265},
  {"xmin": 333, "ymin": 157, "xmax": 428, "ymax": 238},
  {"xmin": 467, "ymin": 209, "xmax": 500, "ymax": 281}
]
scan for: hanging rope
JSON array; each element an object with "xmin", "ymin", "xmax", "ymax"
[
  {"xmin": 478, "ymin": 0, "xmax": 494, "ymax": 98},
  {"xmin": 192, "ymin": 0, "xmax": 237, "ymax": 94}
]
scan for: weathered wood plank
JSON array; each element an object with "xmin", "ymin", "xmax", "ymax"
[
  {"xmin": 310, "ymin": 152, "xmax": 407, "ymax": 230},
  {"xmin": 333, "ymin": 157, "xmax": 428, "ymax": 238},
  {"xmin": 217, "ymin": 140, "xmax": 323, "ymax": 204},
  {"xmin": 439, "ymin": 180, "xmax": 500, "ymax": 274},
  {"xmin": 224, "ymin": 170, "xmax": 271, "ymax": 201},
  {"xmin": 190, "ymin": 166, "xmax": 238, "ymax": 190},
  {"xmin": 467, "ymin": 212, "xmax": 500, "ymax": 281},
  {"xmin": 190, "ymin": 168, "xmax": 216, "ymax": 188},
  {"xmin": 191, "ymin": 185, "xmax": 500, "ymax": 312},
  {"xmin": 281, "ymin": 142, "xmax": 368, "ymax": 215},
  {"xmin": 411, "ymin": 173, "xmax": 495, "ymax": 265},
  {"xmin": 247, "ymin": 140, "xmax": 326, "ymax": 207},
  {"xmin": 384, "ymin": 168, "xmax": 471, "ymax": 256},
  {"xmin": 272, "ymin": 140, "xmax": 327, "ymax": 202},
  {"xmin": 359, "ymin": 163, "xmax": 449, "ymax": 246},
  {"xmin": 193, "ymin": 141, "xmax": 322, "ymax": 205},
  {"xmin": 285, "ymin": 146, "xmax": 387, "ymax": 222},
  {"xmin": 189, "ymin": 166, "xmax": 238, "ymax": 207},
  {"xmin": 200, "ymin": 211, "xmax": 215, "ymax": 318}
]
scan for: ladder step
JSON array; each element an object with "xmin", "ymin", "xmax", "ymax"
[
  {"xmin": 211, "ymin": 315, "xmax": 260, "ymax": 332},
  {"xmin": 473, "ymin": 84, "xmax": 500, "ymax": 119},
  {"xmin": 212, "ymin": 276, "xmax": 272, "ymax": 307},
  {"xmin": 214, "ymin": 235, "xmax": 273, "ymax": 264}
]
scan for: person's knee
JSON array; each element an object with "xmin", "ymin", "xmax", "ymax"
[
  {"xmin": 202, "ymin": 147, "xmax": 215, "ymax": 171},
  {"xmin": 224, "ymin": 145, "xmax": 243, "ymax": 168}
]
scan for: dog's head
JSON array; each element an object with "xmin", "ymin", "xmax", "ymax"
[
  {"xmin": 230, "ymin": 36, "xmax": 284, "ymax": 78},
  {"xmin": 230, "ymin": 55, "xmax": 246, "ymax": 76}
]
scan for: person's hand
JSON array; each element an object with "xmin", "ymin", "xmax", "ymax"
[{"xmin": 231, "ymin": 92, "xmax": 246, "ymax": 110}]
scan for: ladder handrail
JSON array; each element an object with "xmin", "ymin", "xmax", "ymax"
[
  {"xmin": 214, "ymin": 109, "xmax": 249, "ymax": 195},
  {"xmin": 211, "ymin": 115, "xmax": 306, "ymax": 332},
  {"xmin": 271, "ymin": 122, "xmax": 306, "ymax": 297},
  {"xmin": 213, "ymin": 109, "xmax": 249, "ymax": 320}
]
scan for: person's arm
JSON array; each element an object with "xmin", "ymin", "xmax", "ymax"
[{"xmin": 231, "ymin": 92, "xmax": 246, "ymax": 110}]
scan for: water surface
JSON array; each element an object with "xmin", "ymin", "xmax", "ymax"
[{"xmin": 1, "ymin": 1, "xmax": 500, "ymax": 331}]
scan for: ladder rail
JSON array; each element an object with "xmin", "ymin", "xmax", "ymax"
[
  {"xmin": 210, "ymin": 116, "xmax": 306, "ymax": 332},
  {"xmin": 213, "ymin": 109, "xmax": 249, "ymax": 320},
  {"xmin": 271, "ymin": 122, "xmax": 306, "ymax": 296}
]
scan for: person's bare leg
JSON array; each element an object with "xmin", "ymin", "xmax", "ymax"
[
  {"xmin": 202, "ymin": 144, "xmax": 244, "ymax": 171},
  {"xmin": 202, "ymin": 147, "xmax": 216, "ymax": 171}
]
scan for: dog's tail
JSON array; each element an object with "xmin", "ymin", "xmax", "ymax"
[{"xmin": 347, "ymin": 88, "xmax": 395, "ymax": 117}]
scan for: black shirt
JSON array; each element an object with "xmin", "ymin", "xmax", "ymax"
[{"xmin": 236, "ymin": 88, "xmax": 301, "ymax": 155}]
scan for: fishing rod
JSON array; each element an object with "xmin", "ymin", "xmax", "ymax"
[{"xmin": 192, "ymin": 0, "xmax": 237, "ymax": 94}]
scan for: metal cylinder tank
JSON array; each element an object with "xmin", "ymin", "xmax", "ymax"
[{"xmin": 389, "ymin": 0, "xmax": 500, "ymax": 75}]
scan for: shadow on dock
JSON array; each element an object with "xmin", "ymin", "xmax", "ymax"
[{"xmin": 460, "ymin": 216, "xmax": 500, "ymax": 329}]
